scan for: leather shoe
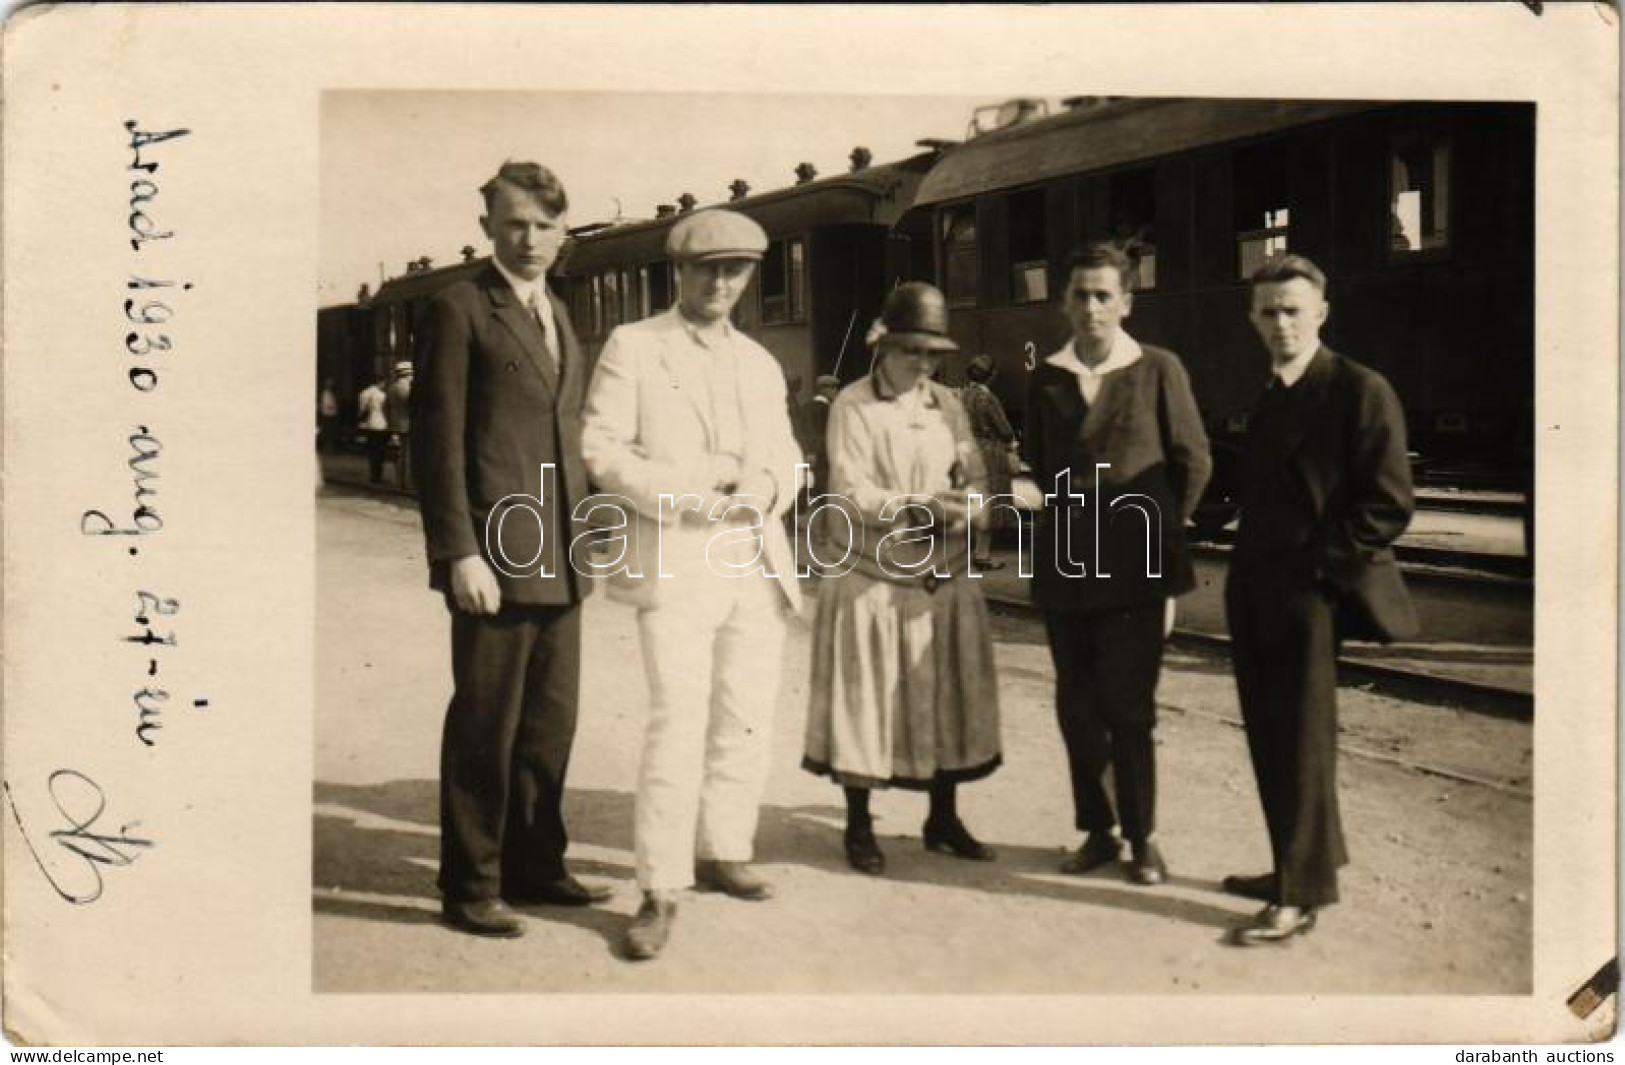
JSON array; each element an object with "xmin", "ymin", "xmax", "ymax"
[
  {"xmin": 504, "ymin": 874, "xmax": 614, "ymax": 907},
  {"xmin": 1230, "ymin": 904, "xmax": 1317, "ymax": 946},
  {"xmin": 844, "ymin": 829, "xmax": 886, "ymax": 875},
  {"xmin": 442, "ymin": 897, "xmax": 524, "ymax": 938},
  {"xmin": 625, "ymin": 892, "xmax": 678, "ymax": 961},
  {"xmin": 1060, "ymin": 832, "xmax": 1123, "ymax": 874},
  {"xmin": 695, "ymin": 859, "xmax": 775, "ymax": 901},
  {"xmin": 922, "ymin": 817, "xmax": 996, "ymax": 861},
  {"xmin": 1128, "ymin": 840, "xmax": 1168, "ymax": 886},
  {"xmin": 1221, "ymin": 871, "xmax": 1278, "ymax": 903}
]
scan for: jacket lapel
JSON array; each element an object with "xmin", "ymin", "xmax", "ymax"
[
  {"xmin": 485, "ymin": 272, "xmax": 560, "ymax": 400},
  {"xmin": 549, "ymin": 290, "xmax": 580, "ymax": 397},
  {"xmin": 1079, "ymin": 362, "xmax": 1136, "ymax": 456},
  {"xmin": 1270, "ymin": 347, "xmax": 1337, "ymax": 461},
  {"xmin": 654, "ymin": 323, "xmax": 717, "ymax": 449}
]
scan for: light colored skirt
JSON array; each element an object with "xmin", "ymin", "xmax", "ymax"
[{"xmin": 802, "ymin": 569, "xmax": 1001, "ymax": 789}]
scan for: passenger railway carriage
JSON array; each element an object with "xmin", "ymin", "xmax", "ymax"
[
  {"xmin": 905, "ymin": 97, "xmax": 1535, "ymax": 470},
  {"xmin": 557, "ymin": 149, "xmax": 939, "ymax": 402},
  {"xmin": 317, "ymin": 97, "xmax": 1534, "ymax": 491}
]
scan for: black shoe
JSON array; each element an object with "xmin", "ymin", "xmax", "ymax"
[
  {"xmin": 1221, "ymin": 872, "xmax": 1278, "ymax": 903},
  {"xmin": 922, "ymin": 817, "xmax": 996, "ymax": 861},
  {"xmin": 844, "ymin": 828, "xmax": 886, "ymax": 875},
  {"xmin": 1128, "ymin": 840, "xmax": 1168, "ymax": 886},
  {"xmin": 442, "ymin": 897, "xmax": 524, "ymax": 938},
  {"xmin": 1229, "ymin": 904, "xmax": 1317, "ymax": 946},
  {"xmin": 625, "ymin": 892, "xmax": 679, "ymax": 961},
  {"xmin": 504, "ymin": 874, "xmax": 614, "ymax": 907},
  {"xmin": 1060, "ymin": 832, "xmax": 1123, "ymax": 874},
  {"xmin": 972, "ymin": 558, "xmax": 1006, "ymax": 571}
]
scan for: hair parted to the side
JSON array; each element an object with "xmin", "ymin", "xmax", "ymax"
[
  {"xmin": 1066, "ymin": 242, "xmax": 1137, "ymax": 290},
  {"xmin": 1248, "ymin": 253, "xmax": 1327, "ymax": 293},
  {"xmin": 480, "ymin": 160, "xmax": 569, "ymax": 215}
]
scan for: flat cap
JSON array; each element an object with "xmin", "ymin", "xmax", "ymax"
[{"xmin": 666, "ymin": 209, "xmax": 768, "ymax": 263}]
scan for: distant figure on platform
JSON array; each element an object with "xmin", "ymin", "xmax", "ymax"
[
  {"xmin": 1223, "ymin": 254, "xmax": 1416, "ymax": 945},
  {"xmin": 356, "ymin": 375, "xmax": 389, "ymax": 483},
  {"xmin": 802, "ymin": 282, "xmax": 1002, "ymax": 877},
  {"xmin": 318, "ymin": 378, "xmax": 339, "ymax": 453},
  {"xmin": 1024, "ymin": 243, "xmax": 1210, "ymax": 889},
  {"xmin": 412, "ymin": 160, "xmax": 607, "ymax": 939},
  {"xmin": 385, "ymin": 361, "xmax": 414, "ymax": 490},
  {"xmin": 582, "ymin": 209, "xmax": 803, "ymax": 961},
  {"xmin": 959, "ymin": 354, "xmax": 1019, "ymax": 570}
]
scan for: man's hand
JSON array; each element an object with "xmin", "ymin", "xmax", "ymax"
[
  {"xmin": 701, "ymin": 453, "xmax": 745, "ymax": 493},
  {"xmin": 450, "ymin": 555, "xmax": 502, "ymax": 615}
]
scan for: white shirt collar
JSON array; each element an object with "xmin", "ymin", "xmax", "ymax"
[
  {"xmin": 1273, "ymin": 348, "xmax": 1317, "ymax": 388},
  {"xmin": 1045, "ymin": 330, "xmax": 1143, "ymax": 377},
  {"xmin": 673, "ymin": 305, "xmax": 736, "ymax": 349},
  {"xmin": 492, "ymin": 259, "xmax": 552, "ymax": 311}
]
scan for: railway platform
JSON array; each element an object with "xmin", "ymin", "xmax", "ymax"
[{"xmin": 313, "ymin": 486, "xmax": 1531, "ymax": 995}]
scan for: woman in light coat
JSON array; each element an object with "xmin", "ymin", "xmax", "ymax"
[{"xmin": 802, "ymin": 283, "xmax": 1002, "ymax": 875}]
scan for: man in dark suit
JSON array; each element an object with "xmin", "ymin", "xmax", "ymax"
[
  {"xmin": 413, "ymin": 160, "xmax": 609, "ymax": 937},
  {"xmin": 1024, "ymin": 243, "xmax": 1211, "ymax": 887},
  {"xmin": 1223, "ymin": 254, "xmax": 1416, "ymax": 945}
]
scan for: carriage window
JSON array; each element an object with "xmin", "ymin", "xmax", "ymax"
[
  {"xmin": 1108, "ymin": 168, "xmax": 1157, "ymax": 290},
  {"xmin": 788, "ymin": 238, "xmax": 806, "ymax": 321},
  {"xmin": 620, "ymin": 268, "xmax": 642, "ymax": 323},
  {"xmin": 759, "ymin": 238, "xmax": 806, "ymax": 325},
  {"xmin": 648, "ymin": 261, "xmax": 673, "ymax": 312},
  {"xmin": 1390, "ymin": 131, "xmax": 1450, "ymax": 255},
  {"xmin": 1007, "ymin": 188, "xmax": 1048, "ymax": 303},
  {"xmin": 602, "ymin": 271, "xmax": 621, "ymax": 329},
  {"xmin": 1234, "ymin": 141, "xmax": 1291, "ymax": 277},
  {"xmin": 942, "ymin": 205, "xmax": 978, "ymax": 306},
  {"xmin": 589, "ymin": 275, "xmax": 603, "ymax": 336}
]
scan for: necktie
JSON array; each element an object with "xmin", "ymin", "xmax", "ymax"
[{"xmin": 527, "ymin": 290, "xmax": 558, "ymax": 371}]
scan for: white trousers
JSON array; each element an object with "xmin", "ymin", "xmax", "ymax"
[{"xmin": 634, "ymin": 571, "xmax": 787, "ymax": 891}]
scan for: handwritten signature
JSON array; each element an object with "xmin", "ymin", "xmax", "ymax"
[{"xmin": 3, "ymin": 770, "xmax": 153, "ymax": 904}]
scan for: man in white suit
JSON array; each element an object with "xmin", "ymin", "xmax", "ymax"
[{"xmin": 581, "ymin": 209, "xmax": 803, "ymax": 961}]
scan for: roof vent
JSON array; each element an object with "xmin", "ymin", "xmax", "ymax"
[
  {"xmin": 968, "ymin": 97, "xmax": 1049, "ymax": 138},
  {"xmin": 728, "ymin": 179, "xmax": 750, "ymax": 201},
  {"xmin": 794, "ymin": 162, "xmax": 817, "ymax": 185},
  {"xmin": 677, "ymin": 193, "xmax": 697, "ymax": 213},
  {"xmin": 460, "ymin": 245, "xmax": 477, "ymax": 262},
  {"xmin": 849, "ymin": 146, "xmax": 873, "ymax": 171},
  {"xmin": 655, "ymin": 204, "xmax": 676, "ymax": 218}
]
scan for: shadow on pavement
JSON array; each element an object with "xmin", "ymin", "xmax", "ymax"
[
  {"xmin": 769, "ymin": 802, "xmax": 1245, "ymax": 931},
  {"xmin": 314, "ymin": 779, "xmax": 1245, "ymax": 938}
]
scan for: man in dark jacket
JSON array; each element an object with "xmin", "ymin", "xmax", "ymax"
[
  {"xmin": 1024, "ymin": 243, "xmax": 1211, "ymax": 887},
  {"xmin": 1223, "ymin": 254, "xmax": 1416, "ymax": 945},
  {"xmin": 412, "ymin": 160, "xmax": 608, "ymax": 938}
]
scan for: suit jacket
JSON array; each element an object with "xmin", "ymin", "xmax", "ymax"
[
  {"xmin": 580, "ymin": 308, "xmax": 804, "ymax": 612},
  {"xmin": 1022, "ymin": 343, "xmax": 1212, "ymax": 611},
  {"xmin": 1232, "ymin": 347, "xmax": 1417, "ymax": 642},
  {"xmin": 412, "ymin": 265, "xmax": 591, "ymax": 606}
]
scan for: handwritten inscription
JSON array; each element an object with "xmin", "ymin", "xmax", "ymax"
[
  {"xmin": 128, "ymin": 591, "xmax": 180, "ymax": 747},
  {"xmin": 12, "ymin": 119, "xmax": 209, "ymax": 904},
  {"xmin": 79, "ymin": 425, "xmax": 162, "ymax": 538},
  {"xmin": 3, "ymin": 772, "xmax": 154, "ymax": 905}
]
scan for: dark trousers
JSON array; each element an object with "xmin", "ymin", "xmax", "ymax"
[
  {"xmin": 438, "ymin": 600, "xmax": 582, "ymax": 903},
  {"xmin": 1042, "ymin": 600, "xmax": 1166, "ymax": 844},
  {"xmin": 1225, "ymin": 568, "xmax": 1347, "ymax": 909},
  {"xmin": 365, "ymin": 430, "xmax": 388, "ymax": 483}
]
